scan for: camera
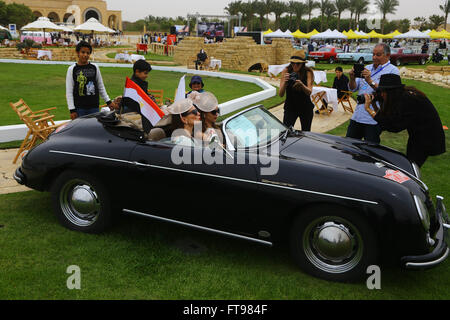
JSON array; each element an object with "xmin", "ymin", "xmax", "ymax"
[
  {"xmin": 353, "ymin": 63, "xmax": 365, "ymax": 78},
  {"xmin": 288, "ymin": 72, "xmax": 300, "ymax": 86},
  {"xmin": 357, "ymin": 92, "xmax": 383, "ymax": 105}
]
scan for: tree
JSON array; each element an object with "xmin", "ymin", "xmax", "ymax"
[
  {"xmin": 413, "ymin": 16, "xmax": 427, "ymax": 29},
  {"xmin": 334, "ymin": 0, "xmax": 348, "ymax": 31},
  {"xmin": 398, "ymin": 19, "xmax": 410, "ymax": 33},
  {"xmin": 305, "ymin": 0, "xmax": 319, "ymax": 32},
  {"xmin": 287, "ymin": 1, "xmax": 297, "ymax": 30},
  {"xmin": 293, "ymin": 1, "xmax": 308, "ymax": 30},
  {"xmin": 253, "ymin": 0, "xmax": 267, "ymax": 30},
  {"xmin": 354, "ymin": 0, "xmax": 370, "ymax": 30},
  {"xmin": 264, "ymin": 0, "xmax": 274, "ymax": 21},
  {"xmin": 0, "ymin": 1, "xmax": 33, "ymax": 29},
  {"xmin": 376, "ymin": 0, "xmax": 400, "ymax": 34},
  {"xmin": 225, "ymin": 1, "xmax": 243, "ymax": 29},
  {"xmin": 348, "ymin": 0, "xmax": 358, "ymax": 29},
  {"xmin": 240, "ymin": 1, "xmax": 256, "ymax": 30},
  {"xmin": 271, "ymin": 1, "xmax": 288, "ymax": 29},
  {"xmin": 440, "ymin": 0, "xmax": 449, "ymax": 30},
  {"xmin": 429, "ymin": 15, "xmax": 445, "ymax": 29},
  {"xmin": 324, "ymin": 2, "xmax": 337, "ymax": 30},
  {"xmin": 318, "ymin": 0, "xmax": 329, "ymax": 31}
]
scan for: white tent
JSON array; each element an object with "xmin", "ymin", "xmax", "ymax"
[
  {"xmin": 74, "ymin": 18, "xmax": 115, "ymax": 34},
  {"xmin": 284, "ymin": 29, "xmax": 292, "ymax": 36},
  {"xmin": 423, "ymin": 29, "xmax": 431, "ymax": 35},
  {"xmin": 394, "ymin": 29, "xmax": 430, "ymax": 39},
  {"xmin": 264, "ymin": 29, "xmax": 293, "ymax": 38},
  {"xmin": 355, "ymin": 30, "xmax": 367, "ymax": 36},
  {"xmin": 310, "ymin": 29, "xmax": 348, "ymax": 39}
]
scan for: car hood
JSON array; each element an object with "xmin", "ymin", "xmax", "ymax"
[{"xmin": 279, "ymin": 132, "xmax": 414, "ymax": 181}]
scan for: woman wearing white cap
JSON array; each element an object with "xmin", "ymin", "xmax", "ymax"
[
  {"xmin": 168, "ymin": 98, "xmax": 201, "ymax": 146},
  {"xmin": 190, "ymin": 92, "xmax": 224, "ymax": 145}
]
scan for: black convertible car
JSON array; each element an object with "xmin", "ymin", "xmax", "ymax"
[{"xmin": 14, "ymin": 106, "xmax": 449, "ymax": 282}]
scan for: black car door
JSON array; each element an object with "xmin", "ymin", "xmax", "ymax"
[{"xmin": 126, "ymin": 140, "xmax": 262, "ymax": 236}]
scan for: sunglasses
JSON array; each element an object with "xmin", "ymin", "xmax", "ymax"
[
  {"xmin": 182, "ymin": 108, "xmax": 200, "ymax": 117},
  {"xmin": 210, "ymin": 109, "xmax": 220, "ymax": 116},
  {"xmin": 291, "ymin": 62, "xmax": 302, "ymax": 66}
]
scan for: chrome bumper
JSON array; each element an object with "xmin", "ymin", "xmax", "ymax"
[{"xmin": 402, "ymin": 196, "xmax": 450, "ymax": 269}]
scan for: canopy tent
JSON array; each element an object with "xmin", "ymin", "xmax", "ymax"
[
  {"xmin": 310, "ymin": 29, "xmax": 347, "ymax": 40},
  {"xmin": 394, "ymin": 29, "xmax": 430, "ymax": 39},
  {"xmin": 355, "ymin": 30, "xmax": 368, "ymax": 36},
  {"xmin": 367, "ymin": 30, "xmax": 386, "ymax": 38},
  {"xmin": 292, "ymin": 29, "xmax": 308, "ymax": 39},
  {"xmin": 264, "ymin": 29, "xmax": 293, "ymax": 38},
  {"xmin": 429, "ymin": 29, "xmax": 450, "ymax": 39},
  {"xmin": 74, "ymin": 18, "xmax": 115, "ymax": 34},
  {"xmin": 383, "ymin": 30, "xmax": 402, "ymax": 39},
  {"xmin": 423, "ymin": 29, "xmax": 432, "ymax": 34},
  {"xmin": 344, "ymin": 29, "xmax": 368, "ymax": 39},
  {"xmin": 305, "ymin": 29, "xmax": 320, "ymax": 39},
  {"xmin": 285, "ymin": 29, "xmax": 292, "ymax": 35},
  {"xmin": 263, "ymin": 29, "xmax": 273, "ymax": 35}
]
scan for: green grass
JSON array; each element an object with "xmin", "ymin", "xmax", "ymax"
[
  {"xmin": 0, "ymin": 63, "xmax": 262, "ymax": 126},
  {"xmin": 106, "ymin": 51, "xmax": 174, "ymax": 62}
]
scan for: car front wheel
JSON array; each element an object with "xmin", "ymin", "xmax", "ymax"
[
  {"xmin": 329, "ymin": 57, "xmax": 335, "ymax": 64},
  {"xmin": 358, "ymin": 58, "xmax": 364, "ymax": 64},
  {"xmin": 395, "ymin": 59, "xmax": 402, "ymax": 66},
  {"xmin": 51, "ymin": 171, "xmax": 113, "ymax": 233},
  {"xmin": 419, "ymin": 58, "xmax": 426, "ymax": 65},
  {"xmin": 290, "ymin": 205, "xmax": 378, "ymax": 282}
]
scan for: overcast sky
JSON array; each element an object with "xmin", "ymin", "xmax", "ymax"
[{"xmin": 106, "ymin": 0, "xmax": 445, "ymax": 22}]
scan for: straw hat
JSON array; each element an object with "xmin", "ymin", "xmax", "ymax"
[{"xmin": 289, "ymin": 50, "xmax": 307, "ymax": 63}]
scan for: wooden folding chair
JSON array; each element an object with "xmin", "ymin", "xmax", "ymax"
[
  {"xmin": 338, "ymin": 90, "xmax": 354, "ymax": 113},
  {"xmin": 10, "ymin": 99, "xmax": 62, "ymax": 164},
  {"xmin": 311, "ymin": 91, "xmax": 333, "ymax": 116},
  {"xmin": 148, "ymin": 89, "xmax": 164, "ymax": 106}
]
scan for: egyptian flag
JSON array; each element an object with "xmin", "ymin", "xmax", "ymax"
[{"xmin": 123, "ymin": 77, "xmax": 165, "ymax": 126}]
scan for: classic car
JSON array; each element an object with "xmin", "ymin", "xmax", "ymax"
[
  {"xmin": 308, "ymin": 46, "xmax": 343, "ymax": 64},
  {"xmin": 14, "ymin": 106, "xmax": 449, "ymax": 282},
  {"xmin": 337, "ymin": 48, "xmax": 374, "ymax": 64},
  {"xmin": 390, "ymin": 48, "xmax": 430, "ymax": 66}
]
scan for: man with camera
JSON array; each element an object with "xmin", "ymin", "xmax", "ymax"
[{"xmin": 346, "ymin": 43, "xmax": 400, "ymax": 144}]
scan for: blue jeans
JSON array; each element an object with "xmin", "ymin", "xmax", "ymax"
[
  {"xmin": 76, "ymin": 108, "xmax": 99, "ymax": 117},
  {"xmin": 346, "ymin": 120, "xmax": 382, "ymax": 144}
]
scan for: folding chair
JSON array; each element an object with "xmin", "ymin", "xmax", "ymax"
[
  {"xmin": 311, "ymin": 91, "xmax": 333, "ymax": 116},
  {"xmin": 338, "ymin": 90, "xmax": 354, "ymax": 113},
  {"xmin": 10, "ymin": 99, "xmax": 63, "ymax": 164},
  {"xmin": 148, "ymin": 89, "xmax": 164, "ymax": 106}
]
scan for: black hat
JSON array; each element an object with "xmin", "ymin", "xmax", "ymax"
[{"xmin": 378, "ymin": 74, "xmax": 405, "ymax": 90}]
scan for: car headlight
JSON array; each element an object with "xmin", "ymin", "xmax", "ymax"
[
  {"xmin": 413, "ymin": 195, "xmax": 430, "ymax": 231},
  {"xmin": 411, "ymin": 162, "xmax": 421, "ymax": 179}
]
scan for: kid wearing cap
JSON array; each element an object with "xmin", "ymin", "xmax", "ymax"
[{"xmin": 186, "ymin": 76, "xmax": 205, "ymax": 97}]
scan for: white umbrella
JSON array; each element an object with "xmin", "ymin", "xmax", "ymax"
[
  {"xmin": 394, "ymin": 29, "xmax": 430, "ymax": 39},
  {"xmin": 21, "ymin": 17, "xmax": 63, "ymax": 44},
  {"xmin": 74, "ymin": 18, "xmax": 115, "ymax": 34},
  {"xmin": 264, "ymin": 29, "xmax": 294, "ymax": 38},
  {"xmin": 57, "ymin": 25, "xmax": 74, "ymax": 33},
  {"xmin": 311, "ymin": 29, "xmax": 348, "ymax": 40},
  {"xmin": 0, "ymin": 25, "xmax": 8, "ymax": 31}
]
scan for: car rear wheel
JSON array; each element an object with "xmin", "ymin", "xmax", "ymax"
[
  {"xmin": 51, "ymin": 171, "xmax": 112, "ymax": 233},
  {"xmin": 290, "ymin": 205, "xmax": 378, "ymax": 282},
  {"xmin": 329, "ymin": 57, "xmax": 335, "ymax": 64}
]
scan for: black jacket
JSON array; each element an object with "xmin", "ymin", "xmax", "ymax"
[
  {"xmin": 122, "ymin": 75, "xmax": 152, "ymax": 133},
  {"xmin": 375, "ymin": 92, "xmax": 446, "ymax": 158}
]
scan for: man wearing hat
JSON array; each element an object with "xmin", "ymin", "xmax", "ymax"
[
  {"xmin": 186, "ymin": 75, "xmax": 205, "ymax": 97},
  {"xmin": 363, "ymin": 74, "xmax": 445, "ymax": 167},
  {"xmin": 279, "ymin": 50, "xmax": 315, "ymax": 131},
  {"xmin": 346, "ymin": 43, "xmax": 400, "ymax": 144}
]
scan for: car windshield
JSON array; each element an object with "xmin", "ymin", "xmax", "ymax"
[
  {"xmin": 224, "ymin": 107, "xmax": 287, "ymax": 149},
  {"xmin": 319, "ymin": 48, "xmax": 332, "ymax": 52},
  {"xmin": 391, "ymin": 49, "xmax": 400, "ymax": 54}
]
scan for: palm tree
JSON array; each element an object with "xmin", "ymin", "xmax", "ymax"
[
  {"xmin": 293, "ymin": 1, "xmax": 308, "ymax": 30},
  {"xmin": 440, "ymin": 0, "xmax": 450, "ymax": 30},
  {"xmin": 334, "ymin": 0, "xmax": 348, "ymax": 31},
  {"xmin": 264, "ymin": 0, "xmax": 274, "ymax": 21},
  {"xmin": 348, "ymin": 0, "xmax": 358, "ymax": 29},
  {"xmin": 429, "ymin": 15, "xmax": 446, "ymax": 29},
  {"xmin": 288, "ymin": 1, "xmax": 298, "ymax": 30},
  {"xmin": 354, "ymin": 0, "xmax": 370, "ymax": 30},
  {"xmin": 225, "ymin": 1, "xmax": 243, "ymax": 29},
  {"xmin": 324, "ymin": 2, "xmax": 337, "ymax": 30},
  {"xmin": 376, "ymin": 0, "xmax": 400, "ymax": 34},
  {"xmin": 240, "ymin": 1, "xmax": 256, "ymax": 30},
  {"xmin": 318, "ymin": 0, "xmax": 331, "ymax": 31},
  {"xmin": 253, "ymin": 0, "xmax": 267, "ymax": 30},
  {"xmin": 305, "ymin": 0, "xmax": 319, "ymax": 32},
  {"xmin": 271, "ymin": 1, "xmax": 288, "ymax": 29}
]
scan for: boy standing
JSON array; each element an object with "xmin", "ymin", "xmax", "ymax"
[{"xmin": 66, "ymin": 41, "xmax": 114, "ymax": 120}]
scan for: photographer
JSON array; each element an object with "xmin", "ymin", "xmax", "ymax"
[
  {"xmin": 279, "ymin": 50, "xmax": 315, "ymax": 131},
  {"xmin": 364, "ymin": 74, "xmax": 445, "ymax": 167},
  {"xmin": 347, "ymin": 43, "xmax": 400, "ymax": 144}
]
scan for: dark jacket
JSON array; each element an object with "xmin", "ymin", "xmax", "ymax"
[
  {"xmin": 374, "ymin": 92, "xmax": 446, "ymax": 159},
  {"xmin": 333, "ymin": 75, "xmax": 349, "ymax": 98},
  {"xmin": 122, "ymin": 75, "xmax": 153, "ymax": 133}
]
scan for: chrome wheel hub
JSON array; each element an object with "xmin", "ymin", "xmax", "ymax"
[
  {"xmin": 60, "ymin": 180, "xmax": 100, "ymax": 227},
  {"xmin": 303, "ymin": 216, "xmax": 363, "ymax": 274}
]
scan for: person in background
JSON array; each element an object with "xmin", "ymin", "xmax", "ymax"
[
  {"xmin": 66, "ymin": 41, "xmax": 116, "ymax": 120},
  {"xmin": 320, "ymin": 66, "xmax": 349, "ymax": 110},
  {"xmin": 279, "ymin": 50, "xmax": 315, "ymax": 131},
  {"xmin": 364, "ymin": 74, "xmax": 445, "ymax": 167},
  {"xmin": 421, "ymin": 41, "xmax": 429, "ymax": 54},
  {"xmin": 195, "ymin": 49, "xmax": 208, "ymax": 70},
  {"xmin": 346, "ymin": 43, "xmax": 399, "ymax": 144},
  {"xmin": 186, "ymin": 76, "xmax": 205, "ymax": 96}
]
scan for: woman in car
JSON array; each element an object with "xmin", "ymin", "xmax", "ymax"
[
  {"xmin": 189, "ymin": 92, "xmax": 224, "ymax": 146},
  {"xmin": 168, "ymin": 98, "xmax": 201, "ymax": 147}
]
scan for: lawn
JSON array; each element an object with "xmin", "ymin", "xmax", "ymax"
[
  {"xmin": 0, "ymin": 64, "xmax": 449, "ymax": 300},
  {"xmin": 0, "ymin": 63, "xmax": 264, "ymax": 127}
]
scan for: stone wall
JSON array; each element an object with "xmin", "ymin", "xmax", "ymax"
[
  {"xmin": 174, "ymin": 37, "xmax": 297, "ymax": 72},
  {"xmin": 400, "ymin": 66, "xmax": 450, "ymax": 88}
]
